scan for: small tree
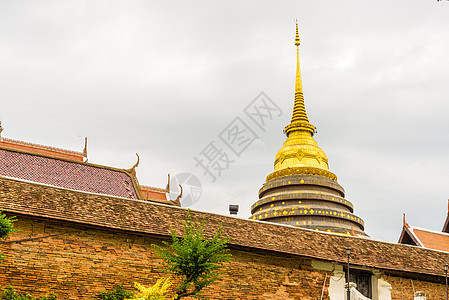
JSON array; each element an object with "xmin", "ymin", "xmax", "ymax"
[
  {"xmin": 0, "ymin": 211, "xmax": 16, "ymax": 262},
  {"xmin": 152, "ymin": 211, "xmax": 232, "ymax": 299}
]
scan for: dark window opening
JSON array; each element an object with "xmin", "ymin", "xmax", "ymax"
[{"xmin": 346, "ymin": 269, "xmax": 372, "ymax": 299}]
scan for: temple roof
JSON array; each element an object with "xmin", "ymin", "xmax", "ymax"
[
  {"xmin": 139, "ymin": 184, "xmax": 170, "ymax": 203},
  {"xmin": 0, "ymin": 146, "xmax": 140, "ymax": 200},
  {"xmin": 0, "ymin": 137, "xmax": 86, "ymax": 162},
  {"xmin": 0, "ymin": 123, "xmax": 175, "ymax": 205},
  {"xmin": 399, "ymin": 225, "xmax": 449, "ymax": 252},
  {"xmin": 1, "ymin": 176, "xmax": 449, "ymax": 279},
  {"xmin": 399, "ymin": 211, "xmax": 449, "ymax": 252},
  {"xmin": 0, "ymin": 121, "xmax": 85, "ymax": 161}
]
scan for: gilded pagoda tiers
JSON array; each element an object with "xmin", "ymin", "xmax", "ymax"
[{"xmin": 250, "ymin": 23, "xmax": 367, "ymax": 236}]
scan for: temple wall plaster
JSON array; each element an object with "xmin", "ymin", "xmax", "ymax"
[
  {"xmin": 377, "ymin": 278, "xmax": 392, "ymax": 300},
  {"xmin": 313, "ymin": 260, "xmax": 392, "ymax": 300}
]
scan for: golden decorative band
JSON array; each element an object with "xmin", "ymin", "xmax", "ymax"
[
  {"xmin": 267, "ymin": 167, "xmax": 337, "ymax": 182},
  {"xmin": 275, "ymin": 148, "xmax": 329, "ymax": 166},
  {"xmin": 284, "ymin": 121, "xmax": 315, "ymax": 136}
]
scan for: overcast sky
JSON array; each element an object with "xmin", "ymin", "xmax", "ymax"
[{"xmin": 1, "ymin": 0, "xmax": 448, "ymax": 243}]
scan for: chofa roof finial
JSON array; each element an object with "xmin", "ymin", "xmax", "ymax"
[
  {"xmin": 128, "ymin": 153, "xmax": 140, "ymax": 174},
  {"xmin": 82, "ymin": 137, "xmax": 88, "ymax": 158},
  {"xmin": 403, "ymin": 213, "xmax": 410, "ymax": 228},
  {"xmin": 172, "ymin": 184, "xmax": 183, "ymax": 206},
  {"xmin": 166, "ymin": 173, "xmax": 170, "ymax": 192}
]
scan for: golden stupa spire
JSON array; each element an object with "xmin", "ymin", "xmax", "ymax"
[
  {"xmin": 268, "ymin": 21, "xmax": 336, "ymax": 182},
  {"xmin": 250, "ymin": 22, "xmax": 367, "ymax": 238},
  {"xmin": 284, "ymin": 21, "xmax": 315, "ymax": 137}
]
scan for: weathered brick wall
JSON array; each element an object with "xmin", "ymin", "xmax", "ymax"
[
  {"xmin": 2, "ymin": 176, "xmax": 449, "ymax": 278},
  {"xmin": 1, "ymin": 177, "xmax": 448, "ymax": 299},
  {"xmin": 2, "ymin": 217, "xmax": 449, "ymax": 299},
  {"xmin": 0, "ymin": 216, "xmax": 330, "ymax": 300},
  {"xmin": 384, "ymin": 274, "xmax": 446, "ymax": 300}
]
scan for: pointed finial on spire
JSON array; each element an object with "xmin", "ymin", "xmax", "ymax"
[
  {"xmin": 295, "ymin": 19, "xmax": 300, "ymax": 46},
  {"xmin": 284, "ymin": 20, "xmax": 315, "ymax": 137}
]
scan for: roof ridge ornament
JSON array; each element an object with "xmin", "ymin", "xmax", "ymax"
[
  {"xmin": 166, "ymin": 173, "xmax": 170, "ymax": 192},
  {"xmin": 83, "ymin": 137, "xmax": 88, "ymax": 157},
  {"xmin": 171, "ymin": 184, "xmax": 182, "ymax": 206},
  {"xmin": 403, "ymin": 213, "xmax": 410, "ymax": 228},
  {"xmin": 127, "ymin": 153, "xmax": 140, "ymax": 174}
]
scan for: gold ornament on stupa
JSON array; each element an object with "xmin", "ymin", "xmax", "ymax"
[{"xmin": 250, "ymin": 22, "xmax": 367, "ymax": 236}]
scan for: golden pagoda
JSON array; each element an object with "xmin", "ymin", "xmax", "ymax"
[{"xmin": 250, "ymin": 23, "xmax": 367, "ymax": 236}]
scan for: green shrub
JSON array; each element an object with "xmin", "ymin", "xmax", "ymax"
[
  {"xmin": 0, "ymin": 211, "xmax": 16, "ymax": 263},
  {"xmin": 152, "ymin": 210, "xmax": 232, "ymax": 299},
  {"xmin": 97, "ymin": 285, "xmax": 134, "ymax": 300},
  {"xmin": 0, "ymin": 211, "xmax": 16, "ymax": 240},
  {"xmin": 0, "ymin": 286, "xmax": 56, "ymax": 300}
]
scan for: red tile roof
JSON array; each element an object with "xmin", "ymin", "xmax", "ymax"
[
  {"xmin": 138, "ymin": 184, "xmax": 177, "ymax": 206},
  {"xmin": 400, "ymin": 225, "xmax": 449, "ymax": 252},
  {"xmin": 1, "ymin": 176, "xmax": 449, "ymax": 279},
  {"xmin": 0, "ymin": 137, "xmax": 85, "ymax": 161},
  {"xmin": 414, "ymin": 228, "xmax": 449, "ymax": 252},
  {"xmin": 0, "ymin": 147, "xmax": 139, "ymax": 199},
  {"xmin": 140, "ymin": 185, "xmax": 169, "ymax": 202}
]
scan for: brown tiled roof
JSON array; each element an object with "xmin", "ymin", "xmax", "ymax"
[
  {"xmin": 1, "ymin": 176, "xmax": 449, "ymax": 279},
  {"xmin": 400, "ymin": 225, "xmax": 449, "ymax": 252},
  {"xmin": 0, "ymin": 137, "xmax": 85, "ymax": 161},
  {"xmin": 0, "ymin": 147, "xmax": 139, "ymax": 199}
]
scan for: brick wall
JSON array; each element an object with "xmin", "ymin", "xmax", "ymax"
[
  {"xmin": 384, "ymin": 274, "xmax": 447, "ymax": 300},
  {"xmin": 2, "ymin": 176, "xmax": 449, "ymax": 278},
  {"xmin": 3, "ymin": 216, "xmax": 448, "ymax": 299},
  {"xmin": 0, "ymin": 216, "xmax": 330, "ymax": 300},
  {"xmin": 1, "ymin": 177, "xmax": 449, "ymax": 299}
]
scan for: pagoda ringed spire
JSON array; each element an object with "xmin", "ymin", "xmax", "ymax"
[
  {"xmin": 284, "ymin": 21, "xmax": 315, "ymax": 137},
  {"xmin": 250, "ymin": 22, "xmax": 368, "ymax": 237}
]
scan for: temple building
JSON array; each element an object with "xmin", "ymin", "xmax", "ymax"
[
  {"xmin": 0, "ymin": 120, "xmax": 175, "ymax": 206},
  {"xmin": 250, "ymin": 23, "xmax": 367, "ymax": 236},
  {"xmin": 3, "ymin": 24, "xmax": 449, "ymax": 300},
  {"xmin": 399, "ymin": 203, "xmax": 449, "ymax": 252}
]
